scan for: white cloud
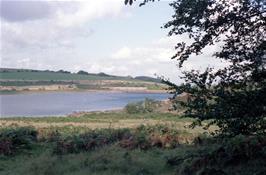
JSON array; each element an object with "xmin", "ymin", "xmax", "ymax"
[
  {"xmin": 1, "ymin": 0, "xmax": 126, "ymax": 51},
  {"xmin": 112, "ymin": 47, "xmax": 132, "ymax": 59},
  {"xmin": 0, "ymin": 1, "xmax": 228, "ymax": 85},
  {"xmin": 108, "ymin": 36, "xmax": 229, "ymax": 83},
  {"xmin": 0, "ymin": 0, "xmax": 52, "ymax": 22},
  {"xmin": 55, "ymin": 0, "xmax": 124, "ymax": 28},
  {"xmin": 107, "ymin": 37, "xmax": 180, "ymax": 80},
  {"xmin": 0, "ymin": 0, "xmax": 132, "ymax": 73},
  {"xmin": 181, "ymin": 44, "xmax": 229, "ymax": 72},
  {"xmin": 112, "ymin": 37, "xmax": 177, "ymax": 64},
  {"xmin": 17, "ymin": 58, "xmax": 31, "ymax": 67}
]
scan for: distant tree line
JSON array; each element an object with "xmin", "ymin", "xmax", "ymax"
[{"xmin": 77, "ymin": 70, "xmax": 89, "ymax": 75}]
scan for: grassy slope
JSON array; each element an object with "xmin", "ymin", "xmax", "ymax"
[
  {"xmin": 0, "ymin": 112, "xmax": 201, "ymax": 136},
  {"xmin": 0, "ymin": 112, "xmax": 193, "ymax": 123},
  {"xmin": 0, "ymin": 70, "xmax": 166, "ymax": 91},
  {"xmin": 0, "ymin": 113, "xmax": 195, "ymax": 175},
  {"xmin": 0, "ymin": 145, "xmax": 177, "ymax": 175},
  {"xmin": 2, "ymin": 140, "xmax": 265, "ymax": 175},
  {"xmin": 0, "ymin": 71, "xmax": 127, "ymax": 81},
  {"xmin": 0, "ymin": 116, "xmax": 265, "ymax": 175}
]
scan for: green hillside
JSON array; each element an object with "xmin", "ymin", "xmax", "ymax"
[
  {"xmin": 135, "ymin": 76, "xmax": 162, "ymax": 83},
  {"xmin": 0, "ymin": 68, "xmax": 131, "ymax": 81},
  {"xmin": 0, "ymin": 68, "xmax": 166, "ymax": 92}
]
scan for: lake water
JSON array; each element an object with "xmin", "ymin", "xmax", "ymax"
[{"xmin": 0, "ymin": 91, "xmax": 171, "ymax": 117}]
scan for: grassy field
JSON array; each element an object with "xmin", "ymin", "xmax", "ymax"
[
  {"xmin": 0, "ymin": 112, "xmax": 193, "ymax": 123},
  {"xmin": 1, "ymin": 110, "xmax": 265, "ymax": 175},
  {"xmin": 0, "ymin": 71, "xmax": 126, "ymax": 81},
  {"xmin": 0, "ymin": 69, "xmax": 167, "ymax": 93},
  {"xmin": 0, "ymin": 69, "xmax": 159, "ymax": 82},
  {"xmin": 0, "ymin": 112, "xmax": 198, "ymax": 175},
  {"xmin": 0, "ymin": 98, "xmax": 264, "ymax": 175}
]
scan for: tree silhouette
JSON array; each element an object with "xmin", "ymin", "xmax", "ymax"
[{"xmin": 126, "ymin": 0, "xmax": 266, "ymax": 136}]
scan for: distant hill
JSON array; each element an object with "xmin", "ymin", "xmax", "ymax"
[
  {"xmin": 0, "ymin": 68, "xmax": 114, "ymax": 81},
  {"xmin": 134, "ymin": 76, "xmax": 162, "ymax": 83},
  {"xmin": 0, "ymin": 68, "xmax": 160, "ymax": 83},
  {"xmin": 0, "ymin": 68, "xmax": 168, "ymax": 93}
]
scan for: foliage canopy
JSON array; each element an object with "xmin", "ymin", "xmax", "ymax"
[{"xmin": 126, "ymin": 0, "xmax": 266, "ymax": 136}]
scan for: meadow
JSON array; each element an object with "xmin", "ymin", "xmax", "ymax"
[
  {"xmin": 0, "ymin": 69, "xmax": 166, "ymax": 93},
  {"xmin": 0, "ymin": 71, "xmax": 124, "ymax": 81},
  {"xmin": 1, "ymin": 102, "xmax": 265, "ymax": 175}
]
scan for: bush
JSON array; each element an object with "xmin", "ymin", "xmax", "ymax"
[
  {"xmin": 0, "ymin": 127, "xmax": 38, "ymax": 155},
  {"xmin": 166, "ymin": 135, "xmax": 266, "ymax": 175},
  {"xmin": 119, "ymin": 125, "xmax": 194, "ymax": 150},
  {"xmin": 54, "ymin": 128, "xmax": 131, "ymax": 154},
  {"xmin": 124, "ymin": 98, "xmax": 160, "ymax": 114},
  {"xmin": 53, "ymin": 125, "xmax": 194, "ymax": 154}
]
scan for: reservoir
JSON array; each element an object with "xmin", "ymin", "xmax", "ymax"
[{"xmin": 0, "ymin": 91, "xmax": 171, "ymax": 117}]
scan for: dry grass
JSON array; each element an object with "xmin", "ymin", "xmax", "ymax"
[{"xmin": 0, "ymin": 118, "xmax": 215, "ymax": 135}]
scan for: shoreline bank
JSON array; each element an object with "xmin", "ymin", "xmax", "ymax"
[{"xmin": 0, "ymin": 88, "xmax": 168, "ymax": 95}]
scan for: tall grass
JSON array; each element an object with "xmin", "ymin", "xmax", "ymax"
[{"xmin": 1, "ymin": 126, "xmax": 265, "ymax": 175}]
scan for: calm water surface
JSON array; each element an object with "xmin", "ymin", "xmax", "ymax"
[{"xmin": 0, "ymin": 91, "xmax": 171, "ymax": 117}]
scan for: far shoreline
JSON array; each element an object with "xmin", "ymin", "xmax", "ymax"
[{"xmin": 0, "ymin": 88, "xmax": 169, "ymax": 95}]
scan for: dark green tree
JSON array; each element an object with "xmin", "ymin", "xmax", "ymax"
[
  {"xmin": 77, "ymin": 70, "xmax": 89, "ymax": 75},
  {"xmin": 126, "ymin": 0, "xmax": 266, "ymax": 136}
]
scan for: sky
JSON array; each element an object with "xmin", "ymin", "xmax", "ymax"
[{"xmin": 0, "ymin": 0, "xmax": 226, "ymax": 83}]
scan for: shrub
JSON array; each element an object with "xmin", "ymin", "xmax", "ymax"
[
  {"xmin": 166, "ymin": 135, "xmax": 266, "ymax": 175},
  {"xmin": 54, "ymin": 128, "xmax": 131, "ymax": 154},
  {"xmin": 124, "ymin": 98, "xmax": 160, "ymax": 114},
  {"xmin": 0, "ymin": 127, "xmax": 38, "ymax": 155},
  {"xmin": 119, "ymin": 125, "xmax": 194, "ymax": 150},
  {"xmin": 53, "ymin": 125, "xmax": 194, "ymax": 154}
]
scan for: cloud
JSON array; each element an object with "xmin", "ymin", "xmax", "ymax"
[
  {"xmin": 108, "ymin": 36, "xmax": 228, "ymax": 83},
  {"xmin": 0, "ymin": 0, "xmax": 134, "ymax": 77},
  {"xmin": 0, "ymin": 0, "xmax": 126, "ymax": 50},
  {"xmin": 55, "ymin": 0, "xmax": 124, "ymax": 27},
  {"xmin": 0, "ymin": 0, "xmax": 124, "ymax": 25},
  {"xmin": 107, "ymin": 37, "xmax": 179, "ymax": 80},
  {"xmin": 112, "ymin": 37, "xmax": 177, "ymax": 63},
  {"xmin": 0, "ymin": 1, "xmax": 226, "ymax": 85},
  {"xmin": 112, "ymin": 47, "xmax": 131, "ymax": 59},
  {"xmin": 0, "ymin": 0, "xmax": 52, "ymax": 22}
]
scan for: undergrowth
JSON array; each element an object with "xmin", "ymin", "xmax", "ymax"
[{"xmin": 1, "ymin": 126, "xmax": 265, "ymax": 175}]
